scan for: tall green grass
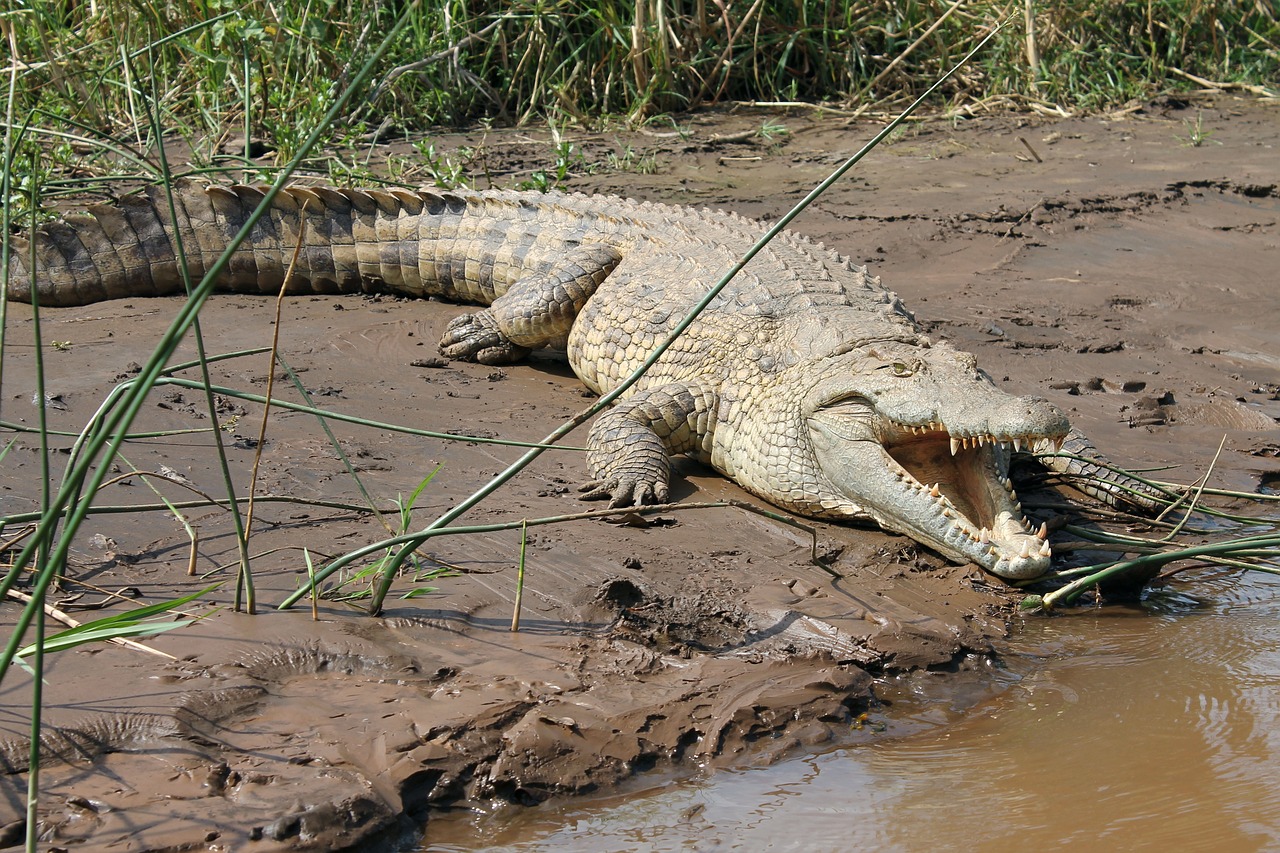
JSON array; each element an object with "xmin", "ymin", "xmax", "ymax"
[{"xmin": 7, "ymin": 1, "xmax": 1278, "ymax": 204}]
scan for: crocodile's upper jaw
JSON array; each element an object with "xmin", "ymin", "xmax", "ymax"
[{"xmin": 809, "ymin": 404, "xmax": 1066, "ymax": 579}]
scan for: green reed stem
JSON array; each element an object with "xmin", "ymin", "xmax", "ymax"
[
  {"xmin": 1037, "ymin": 533, "xmax": 1280, "ymax": 610},
  {"xmin": 146, "ymin": 54, "xmax": 257, "ymax": 614},
  {"xmin": 3, "ymin": 494, "xmax": 397, "ymax": 526},
  {"xmin": 24, "ymin": 148, "xmax": 51, "ymax": 851},
  {"xmin": 0, "ymin": 17, "xmax": 17, "ymax": 428},
  {"xmin": 150, "ymin": 376, "xmax": 584, "ymax": 450},
  {"xmin": 511, "ymin": 520, "xmax": 528, "ymax": 632}
]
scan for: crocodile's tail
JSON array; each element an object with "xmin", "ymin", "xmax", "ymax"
[{"xmin": 5, "ymin": 179, "xmax": 492, "ymax": 307}]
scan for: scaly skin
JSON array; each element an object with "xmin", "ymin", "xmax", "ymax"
[{"xmin": 7, "ymin": 179, "xmax": 1162, "ymax": 579}]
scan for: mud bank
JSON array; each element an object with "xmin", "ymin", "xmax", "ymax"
[{"xmin": 2, "ymin": 95, "xmax": 1277, "ymax": 850}]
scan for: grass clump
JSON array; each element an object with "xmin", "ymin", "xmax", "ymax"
[
  {"xmin": 6, "ymin": 2, "xmax": 1275, "ymax": 219},
  {"xmin": 7, "ymin": 2, "xmax": 1277, "ymax": 193}
]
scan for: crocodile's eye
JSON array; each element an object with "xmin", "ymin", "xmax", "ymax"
[{"xmin": 891, "ymin": 361, "xmax": 914, "ymax": 377}]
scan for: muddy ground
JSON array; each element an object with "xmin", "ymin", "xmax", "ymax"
[{"xmin": 1, "ymin": 94, "xmax": 1277, "ymax": 851}]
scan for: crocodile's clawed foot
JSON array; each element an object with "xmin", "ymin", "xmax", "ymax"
[
  {"xmin": 440, "ymin": 312, "xmax": 532, "ymax": 365},
  {"xmin": 578, "ymin": 477, "xmax": 668, "ymax": 508}
]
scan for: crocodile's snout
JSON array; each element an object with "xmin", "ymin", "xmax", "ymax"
[{"xmin": 801, "ymin": 352, "xmax": 1071, "ymax": 578}]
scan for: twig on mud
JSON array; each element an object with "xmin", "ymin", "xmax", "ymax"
[
  {"xmin": 146, "ymin": 376, "xmax": 585, "ymax": 451},
  {"xmin": 744, "ymin": 100, "xmax": 865, "ymax": 118},
  {"xmin": 2, "ymin": 495, "xmax": 396, "ymax": 527},
  {"xmin": 241, "ymin": 200, "xmax": 312, "ymax": 609},
  {"xmin": 4, "ymin": 589, "xmax": 178, "ymax": 661},
  {"xmin": 0, "ymin": 420, "xmax": 214, "ymax": 440},
  {"xmin": 53, "ymin": 587, "xmax": 142, "ymax": 611},
  {"xmin": 706, "ymin": 129, "xmax": 758, "ymax": 144},
  {"xmin": 1, "ymin": 525, "xmax": 35, "ymax": 554},
  {"xmin": 204, "ymin": 545, "xmax": 341, "ymax": 581},
  {"xmin": 1168, "ymin": 67, "xmax": 1277, "ymax": 98},
  {"xmin": 88, "ymin": 470, "xmax": 231, "ymax": 513}
]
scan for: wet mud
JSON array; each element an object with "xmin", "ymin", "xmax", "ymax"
[{"xmin": 1, "ymin": 95, "xmax": 1277, "ymax": 850}]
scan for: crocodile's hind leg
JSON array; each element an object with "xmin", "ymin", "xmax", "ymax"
[
  {"xmin": 439, "ymin": 243, "xmax": 622, "ymax": 365},
  {"xmin": 579, "ymin": 384, "xmax": 720, "ymax": 507},
  {"xmin": 1033, "ymin": 427, "xmax": 1168, "ymax": 513}
]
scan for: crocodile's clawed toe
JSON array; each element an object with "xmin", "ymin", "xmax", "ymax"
[
  {"xmin": 475, "ymin": 343, "xmax": 533, "ymax": 364},
  {"xmin": 439, "ymin": 312, "xmax": 531, "ymax": 364},
  {"xmin": 578, "ymin": 478, "xmax": 666, "ymax": 508}
]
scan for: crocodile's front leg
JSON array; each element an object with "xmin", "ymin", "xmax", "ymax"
[
  {"xmin": 1033, "ymin": 427, "xmax": 1168, "ymax": 513},
  {"xmin": 440, "ymin": 243, "xmax": 623, "ymax": 364},
  {"xmin": 579, "ymin": 384, "xmax": 720, "ymax": 507}
]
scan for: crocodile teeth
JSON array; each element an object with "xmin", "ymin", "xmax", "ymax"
[
  {"xmin": 1018, "ymin": 541, "xmax": 1033, "ymax": 559},
  {"xmin": 1053, "ymin": 435, "xmax": 1066, "ymax": 452},
  {"xmin": 978, "ymin": 527, "xmax": 990, "ymax": 544},
  {"xmin": 1037, "ymin": 522, "xmax": 1048, "ymax": 540},
  {"xmin": 950, "ymin": 436, "xmax": 960, "ymax": 456},
  {"xmin": 1039, "ymin": 540, "xmax": 1052, "ymax": 556},
  {"xmin": 1012, "ymin": 438, "xmax": 1022, "ymax": 453},
  {"xmin": 929, "ymin": 483, "xmax": 942, "ymax": 498}
]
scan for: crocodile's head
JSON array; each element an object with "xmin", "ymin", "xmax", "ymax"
[{"xmin": 800, "ymin": 341, "xmax": 1069, "ymax": 579}]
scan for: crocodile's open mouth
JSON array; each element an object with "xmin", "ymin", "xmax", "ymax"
[
  {"xmin": 808, "ymin": 403, "xmax": 1067, "ymax": 579},
  {"xmin": 883, "ymin": 420, "xmax": 1068, "ymax": 577}
]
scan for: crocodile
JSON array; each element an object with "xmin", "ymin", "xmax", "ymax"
[{"xmin": 6, "ymin": 179, "xmax": 1159, "ymax": 579}]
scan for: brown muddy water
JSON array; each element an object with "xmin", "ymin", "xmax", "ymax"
[{"xmin": 425, "ymin": 566, "xmax": 1280, "ymax": 851}]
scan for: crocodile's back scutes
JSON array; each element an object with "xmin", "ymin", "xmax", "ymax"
[{"xmin": 10, "ymin": 180, "xmax": 919, "ymax": 389}]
